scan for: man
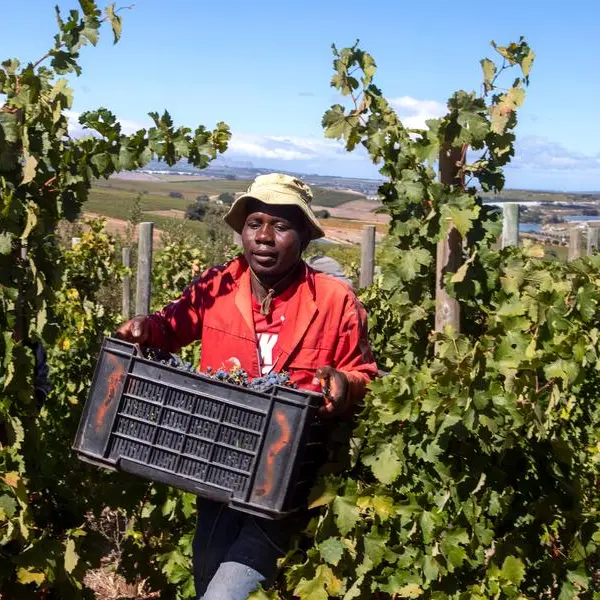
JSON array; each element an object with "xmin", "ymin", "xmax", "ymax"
[{"xmin": 116, "ymin": 173, "xmax": 377, "ymax": 600}]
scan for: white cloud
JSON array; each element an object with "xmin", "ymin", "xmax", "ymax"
[
  {"xmin": 511, "ymin": 136, "xmax": 600, "ymax": 172},
  {"xmin": 389, "ymin": 95, "xmax": 447, "ymax": 129},
  {"xmin": 228, "ymin": 133, "xmax": 314, "ymax": 161},
  {"xmin": 227, "ymin": 132, "xmax": 365, "ymax": 162},
  {"xmin": 63, "ymin": 108, "xmax": 600, "ymax": 190}
]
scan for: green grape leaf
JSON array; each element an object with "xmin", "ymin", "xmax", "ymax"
[
  {"xmin": 500, "ymin": 555, "xmax": 525, "ymax": 585},
  {"xmin": 543, "ymin": 359, "xmax": 580, "ymax": 385},
  {"xmin": 332, "ymin": 494, "xmax": 360, "ymax": 536},
  {"xmin": 362, "ymin": 441, "xmax": 402, "ymax": 484},
  {"xmin": 397, "ymin": 248, "xmax": 431, "ymax": 280},
  {"xmin": 319, "ymin": 537, "xmax": 345, "ymax": 566},
  {"xmin": 0, "ymin": 232, "xmax": 13, "ymax": 254}
]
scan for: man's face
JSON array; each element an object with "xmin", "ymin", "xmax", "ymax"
[{"xmin": 242, "ymin": 200, "xmax": 306, "ymax": 281}]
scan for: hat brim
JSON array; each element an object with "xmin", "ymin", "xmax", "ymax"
[{"xmin": 223, "ymin": 191, "xmax": 325, "ymax": 240}]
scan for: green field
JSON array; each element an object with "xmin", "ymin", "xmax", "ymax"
[
  {"xmin": 85, "ymin": 187, "xmax": 188, "ymax": 220},
  {"xmin": 92, "ymin": 176, "xmax": 364, "ymax": 207}
]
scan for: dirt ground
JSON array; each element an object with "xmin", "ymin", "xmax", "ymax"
[
  {"xmin": 84, "ymin": 566, "xmax": 158, "ymax": 600},
  {"xmin": 312, "ymin": 199, "xmax": 389, "ymax": 224},
  {"xmin": 83, "ymin": 209, "xmax": 383, "ymax": 246},
  {"xmin": 144, "ymin": 209, "xmax": 186, "ymax": 219},
  {"xmin": 82, "ymin": 212, "xmax": 164, "ymax": 245}
]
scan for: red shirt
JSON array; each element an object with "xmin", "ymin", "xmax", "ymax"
[
  {"xmin": 252, "ymin": 285, "xmax": 297, "ymax": 376},
  {"xmin": 146, "ymin": 256, "xmax": 377, "ymax": 400}
]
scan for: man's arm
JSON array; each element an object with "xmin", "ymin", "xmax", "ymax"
[
  {"xmin": 116, "ymin": 276, "xmax": 205, "ymax": 352},
  {"xmin": 316, "ymin": 294, "xmax": 378, "ymax": 417}
]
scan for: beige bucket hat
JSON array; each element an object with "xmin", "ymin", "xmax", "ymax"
[{"xmin": 224, "ymin": 173, "xmax": 325, "ymax": 240}]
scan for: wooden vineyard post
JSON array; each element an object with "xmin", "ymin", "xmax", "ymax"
[
  {"xmin": 435, "ymin": 145, "xmax": 463, "ymax": 336},
  {"xmin": 359, "ymin": 225, "xmax": 376, "ymax": 288},
  {"xmin": 587, "ymin": 226, "xmax": 598, "ymax": 256},
  {"xmin": 502, "ymin": 203, "xmax": 519, "ymax": 248},
  {"xmin": 135, "ymin": 222, "xmax": 154, "ymax": 315},
  {"xmin": 568, "ymin": 226, "xmax": 583, "ymax": 262},
  {"xmin": 122, "ymin": 247, "xmax": 131, "ymax": 319},
  {"xmin": 232, "ymin": 230, "xmax": 242, "ymax": 246}
]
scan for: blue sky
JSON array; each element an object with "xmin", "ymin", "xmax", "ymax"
[{"xmin": 3, "ymin": 1, "xmax": 600, "ymax": 191}]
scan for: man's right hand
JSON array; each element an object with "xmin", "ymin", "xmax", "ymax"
[{"xmin": 115, "ymin": 316, "xmax": 151, "ymax": 345}]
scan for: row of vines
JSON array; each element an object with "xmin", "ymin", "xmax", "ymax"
[{"xmin": 1, "ymin": 2, "xmax": 600, "ymax": 600}]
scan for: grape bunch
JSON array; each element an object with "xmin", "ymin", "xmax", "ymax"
[
  {"xmin": 207, "ymin": 367, "xmax": 296, "ymax": 391},
  {"xmin": 143, "ymin": 347, "xmax": 296, "ymax": 391},
  {"xmin": 143, "ymin": 347, "xmax": 195, "ymax": 372}
]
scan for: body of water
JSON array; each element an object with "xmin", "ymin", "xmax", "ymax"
[
  {"xmin": 521, "ymin": 215, "xmax": 600, "ymax": 233},
  {"xmin": 520, "ymin": 223, "xmax": 542, "ymax": 232}
]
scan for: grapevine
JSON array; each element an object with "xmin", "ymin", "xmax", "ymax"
[
  {"xmin": 0, "ymin": 3, "xmax": 229, "ymax": 597},
  {"xmin": 265, "ymin": 38, "xmax": 600, "ymax": 600}
]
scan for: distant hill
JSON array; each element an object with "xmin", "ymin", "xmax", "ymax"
[
  {"xmin": 94, "ymin": 175, "xmax": 364, "ymax": 213},
  {"xmin": 137, "ymin": 160, "xmax": 600, "ymax": 204},
  {"xmin": 482, "ymin": 189, "xmax": 600, "ymax": 204},
  {"xmin": 140, "ymin": 159, "xmax": 383, "ymax": 198}
]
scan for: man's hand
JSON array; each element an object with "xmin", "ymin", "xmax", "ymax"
[
  {"xmin": 114, "ymin": 316, "xmax": 151, "ymax": 345},
  {"xmin": 314, "ymin": 366, "xmax": 348, "ymax": 418}
]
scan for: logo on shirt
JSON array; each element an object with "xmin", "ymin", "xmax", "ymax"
[{"xmin": 257, "ymin": 333, "xmax": 278, "ymax": 375}]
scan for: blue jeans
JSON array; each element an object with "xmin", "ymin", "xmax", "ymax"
[{"xmin": 193, "ymin": 498, "xmax": 303, "ymax": 600}]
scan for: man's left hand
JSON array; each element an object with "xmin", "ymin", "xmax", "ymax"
[{"xmin": 314, "ymin": 366, "xmax": 348, "ymax": 418}]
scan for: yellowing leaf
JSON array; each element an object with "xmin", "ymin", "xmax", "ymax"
[
  {"xmin": 525, "ymin": 338, "xmax": 537, "ymax": 359},
  {"xmin": 506, "ymin": 86, "xmax": 526, "ymax": 108},
  {"xmin": 64, "ymin": 538, "xmax": 79, "ymax": 574},
  {"xmin": 21, "ymin": 155, "xmax": 38, "ymax": 185},
  {"xmin": 308, "ymin": 478, "xmax": 338, "ymax": 509},
  {"xmin": 294, "ymin": 565, "xmax": 342, "ymax": 600},
  {"xmin": 450, "ymin": 261, "xmax": 470, "ymax": 283},
  {"xmin": 2, "ymin": 472, "xmax": 20, "ymax": 488},
  {"xmin": 397, "ymin": 583, "xmax": 424, "ymax": 598},
  {"xmin": 17, "ymin": 567, "xmax": 45, "ymax": 585},
  {"xmin": 521, "ymin": 49, "xmax": 535, "ymax": 77},
  {"xmin": 106, "ymin": 3, "xmax": 123, "ymax": 43},
  {"xmin": 20, "ymin": 203, "xmax": 38, "ymax": 240},
  {"xmin": 451, "ymin": 250, "xmax": 477, "ymax": 283},
  {"xmin": 247, "ymin": 590, "xmax": 276, "ymax": 600},
  {"xmin": 480, "ymin": 58, "xmax": 496, "ymax": 91},
  {"xmin": 371, "ymin": 495, "xmax": 395, "ymax": 520},
  {"xmin": 522, "ymin": 242, "xmax": 544, "ymax": 258}
]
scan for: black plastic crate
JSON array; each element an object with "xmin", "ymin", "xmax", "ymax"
[{"xmin": 73, "ymin": 337, "xmax": 326, "ymax": 519}]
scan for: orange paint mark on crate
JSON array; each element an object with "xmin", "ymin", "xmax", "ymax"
[
  {"xmin": 95, "ymin": 354, "xmax": 125, "ymax": 430},
  {"xmin": 254, "ymin": 410, "xmax": 291, "ymax": 498}
]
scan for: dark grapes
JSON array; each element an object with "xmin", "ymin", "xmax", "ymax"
[
  {"xmin": 144, "ymin": 347, "xmax": 196, "ymax": 373},
  {"xmin": 206, "ymin": 367, "xmax": 296, "ymax": 391},
  {"xmin": 143, "ymin": 347, "xmax": 296, "ymax": 391}
]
